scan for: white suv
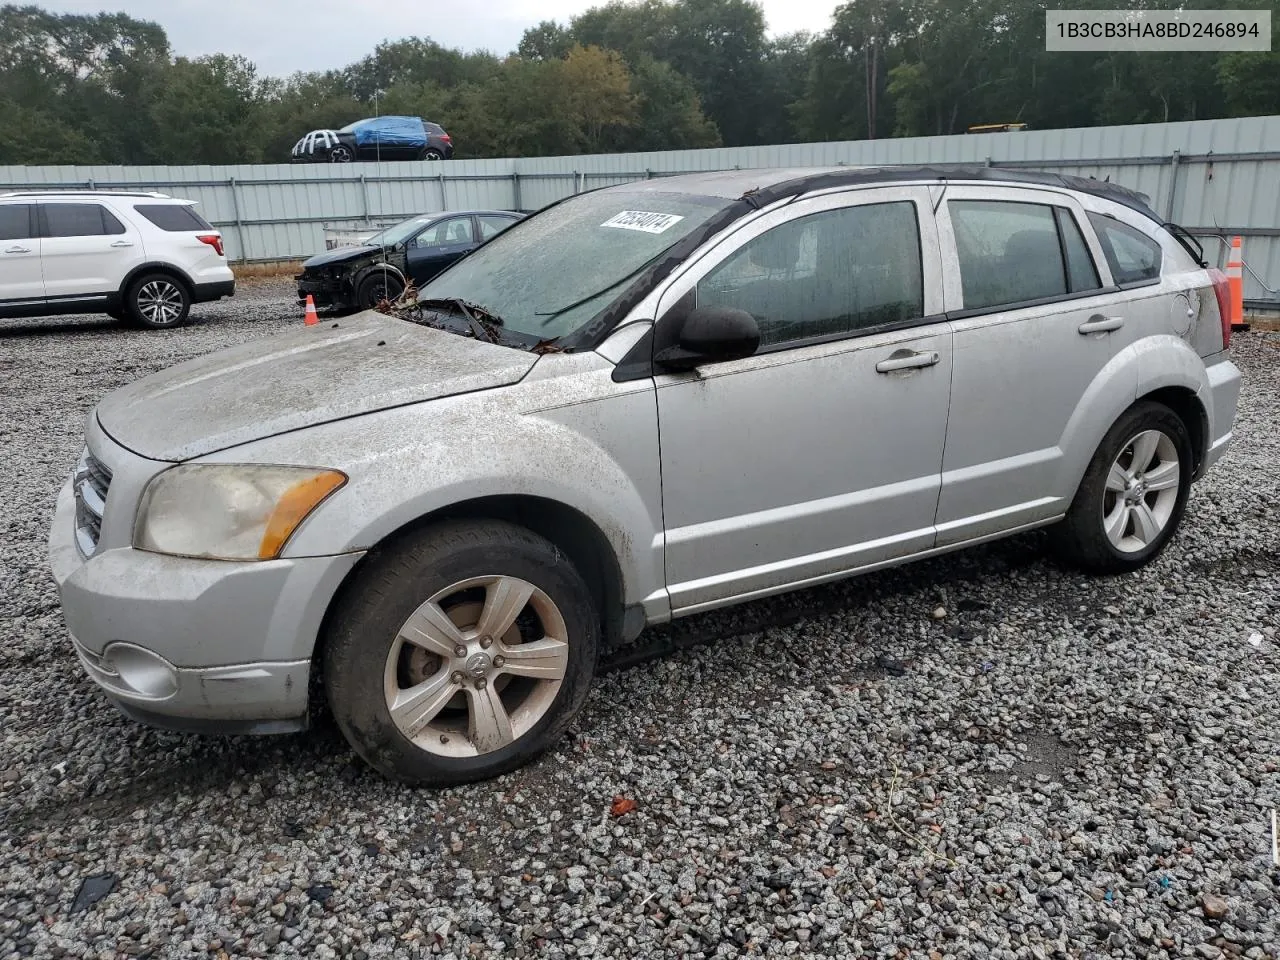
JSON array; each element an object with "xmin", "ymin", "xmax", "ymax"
[{"xmin": 0, "ymin": 191, "xmax": 234, "ymax": 328}]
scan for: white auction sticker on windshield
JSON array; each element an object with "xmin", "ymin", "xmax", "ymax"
[{"xmin": 601, "ymin": 210, "xmax": 685, "ymax": 234}]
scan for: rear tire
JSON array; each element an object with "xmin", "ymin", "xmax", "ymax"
[
  {"xmin": 125, "ymin": 274, "xmax": 190, "ymax": 329},
  {"xmin": 422, "ymin": 148, "xmax": 444, "ymax": 161},
  {"xmin": 1051, "ymin": 401, "xmax": 1193, "ymax": 574},
  {"xmin": 323, "ymin": 520, "xmax": 599, "ymax": 786},
  {"xmin": 357, "ymin": 271, "xmax": 403, "ymax": 311}
]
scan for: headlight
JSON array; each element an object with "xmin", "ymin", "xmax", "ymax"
[{"xmin": 134, "ymin": 465, "xmax": 346, "ymax": 561}]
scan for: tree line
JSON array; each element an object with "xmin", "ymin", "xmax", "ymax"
[{"xmin": 1, "ymin": 0, "xmax": 1277, "ymax": 167}]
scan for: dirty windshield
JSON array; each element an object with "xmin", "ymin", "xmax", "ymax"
[{"xmin": 415, "ymin": 189, "xmax": 734, "ymax": 341}]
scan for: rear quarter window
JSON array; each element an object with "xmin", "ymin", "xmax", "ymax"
[
  {"xmin": 1087, "ymin": 213, "xmax": 1162, "ymax": 285},
  {"xmin": 133, "ymin": 204, "xmax": 214, "ymax": 232}
]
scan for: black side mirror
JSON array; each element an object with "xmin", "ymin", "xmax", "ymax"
[{"xmin": 654, "ymin": 305, "xmax": 760, "ymax": 371}]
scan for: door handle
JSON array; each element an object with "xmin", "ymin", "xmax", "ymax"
[
  {"xmin": 1078, "ymin": 314, "xmax": 1124, "ymax": 334},
  {"xmin": 110, "ymin": 240, "xmax": 134, "ymax": 248},
  {"xmin": 876, "ymin": 350, "xmax": 940, "ymax": 374},
  {"xmin": 3, "ymin": 245, "xmax": 31, "ymax": 254}
]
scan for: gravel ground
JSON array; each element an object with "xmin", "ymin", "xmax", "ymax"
[{"xmin": 2, "ymin": 282, "xmax": 1278, "ymax": 960}]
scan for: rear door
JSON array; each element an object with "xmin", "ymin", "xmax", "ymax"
[
  {"xmin": 406, "ymin": 216, "xmax": 478, "ymax": 284},
  {"xmin": 0, "ymin": 203, "xmax": 44, "ymax": 308},
  {"xmin": 933, "ymin": 186, "xmax": 1132, "ymax": 544},
  {"xmin": 38, "ymin": 202, "xmax": 146, "ymax": 303}
]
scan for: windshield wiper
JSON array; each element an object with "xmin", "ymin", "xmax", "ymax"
[{"xmin": 418, "ymin": 297, "xmax": 506, "ymax": 344}]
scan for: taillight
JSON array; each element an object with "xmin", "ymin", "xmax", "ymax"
[
  {"xmin": 441, "ymin": 134, "xmax": 452, "ymax": 143},
  {"xmin": 1208, "ymin": 267, "xmax": 1231, "ymax": 349},
  {"xmin": 197, "ymin": 234, "xmax": 224, "ymax": 257}
]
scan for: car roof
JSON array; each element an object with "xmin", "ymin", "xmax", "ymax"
[{"xmin": 611, "ymin": 164, "xmax": 1161, "ymax": 223}]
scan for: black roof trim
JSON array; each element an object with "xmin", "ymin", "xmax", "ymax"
[{"xmin": 744, "ymin": 164, "xmax": 1161, "ymax": 223}]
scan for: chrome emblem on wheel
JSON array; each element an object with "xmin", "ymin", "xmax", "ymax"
[{"xmin": 465, "ymin": 652, "xmax": 490, "ymax": 679}]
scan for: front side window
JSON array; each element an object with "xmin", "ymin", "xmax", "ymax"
[
  {"xmin": 415, "ymin": 218, "xmax": 474, "ymax": 247},
  {"xmin": 41, "ymin": 203, "xmax": 121, "ymax": 239},
  {"xmin": 0, "ymin": 204, "xmax": 34, "ymax": 241},
  {"xmin": 697, "ymin": 201, "xmax": 924, "ymax": 347},
  {"xmin": 1088, "ymin": 213, "xmax": 1162, "ymax": 285}
]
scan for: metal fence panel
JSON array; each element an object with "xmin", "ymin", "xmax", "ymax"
[{"xmin": 2, "ymin": 115, "xmax": 1279, "ymax": 303}]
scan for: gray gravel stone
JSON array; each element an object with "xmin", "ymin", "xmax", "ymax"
[{"xmin": 1, "ymin": 284, "xmax": 1278, "ymax": 959}]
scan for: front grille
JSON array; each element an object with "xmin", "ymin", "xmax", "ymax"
[{"xmin": 73, "ymin": 447, "xmax": 112, "ymax": 557}]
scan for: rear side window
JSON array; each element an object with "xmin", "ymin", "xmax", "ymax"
[
  {"xmin": 698, "ymin": 200, "xmax": 924, "ymax": 347},
  {"xmin": 478, "ymin": 215, "xmax": 517, "ymax": 240},
  {"xmin": 951, "ymin": 200, "xmax": 1072, "ymax": 310},
  {"xmin": 1057, "ymin": 208, "xmax": 1101, "ymax": 293},
  {"xmin": 0, "ymin": 204, "xmax": 34, "ymax": 240},
  {"xmin": 42, "ymin": 203, "xmax": 126, "ymax": 238},
  {"xmin": 1087, "ymin": 213, "xmax": 1162, "ymax": 285},
  {"xmin": 133, "ymin": 204, "xmax": 214, "ymax": 232}
]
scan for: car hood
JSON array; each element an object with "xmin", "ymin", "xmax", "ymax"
[
  {"xmin": 301, "ymin": 245, "xmax": 384, "ymax": 269},
  {"xmin": 95, "ymin": 312, "xmax": 537, "ymax": 462}
]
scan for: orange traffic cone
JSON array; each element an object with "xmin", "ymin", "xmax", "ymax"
[
  {"xmin": 1226, "ymin": 236, "xmax": 1250, "ymax": 332},
  {"xmin": 304, "ymin": 294, "xmax": 319, "ymax": 326}
]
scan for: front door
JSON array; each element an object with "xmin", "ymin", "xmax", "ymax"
[
  {"xmin": 38, "ymin": 202, "xmax": 146, "ymax": 303},
  {"xmin": 652, "ymin": 187, "xmax": 954, "ymax": 614},
  {"xmin": 0, "ymin": 204, "xmax": 44, "ymax": 307},
  {"xmin": 406, "ymin": 216, "xmax": 477, "ymax": 285}
]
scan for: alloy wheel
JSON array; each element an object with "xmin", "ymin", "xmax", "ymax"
[
  {"xmin": 383, "ymin": 575, "xmax": 569, "ymax": 757},
  {"xmin": 1101, "ymin": 429, "xmax": 1181, "ymax": 553},
  {"xmin": 136, "ymin": 280, "xmax": 184, "ymax": 326}
]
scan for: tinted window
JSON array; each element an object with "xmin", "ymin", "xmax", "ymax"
[
  {"xmin": 134, "ymin": 204, "xmax": 213, "ymax": 231},
  {"xmin": 951, "ymin": 200, "xmax": 1068, "ymax": 309},
  {"xmin": 698, "ymin": 201, "xmax": 924, "ymax": 347},
  {"xmin": 42, "ymin": 203, "xmax": 121, "ymax": 238},
  {"xmin": 1088, "ymin": 213, "xmax": 1162, "ymax": 284},
  {"xmin": 478, "ymin": 215, "xmax": 517, "ymax": 240},
  {"xmin": 1057, "ymin": 208, "xmax": 1101, "ymax": 292},
  {"xmin": 0, "ymin": 204, "xmax": 34, "ymax": 241}
]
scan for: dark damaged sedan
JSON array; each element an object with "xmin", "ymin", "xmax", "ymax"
[{"xmin": 297, "ymin": 210, "xmax": 523, "ymax": 312}]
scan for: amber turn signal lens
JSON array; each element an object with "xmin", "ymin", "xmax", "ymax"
[{"xmin": 258, "ymin": 470, "xmax": 346, "ymax": 559}]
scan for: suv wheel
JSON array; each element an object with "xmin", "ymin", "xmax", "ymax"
[
  {"xmin": 422, "ymin": 148, "xmax": 444, "ymax": 161},
  {"xmin": 126, "ymin": 274, "xmax": 191, "ymax": 329},
  {"xmin": 1052, "ymin": 401, "xmax": 1192, "ymax": 573},
  {"xmin": 324, "ymin": 520, "xmax": 599, "ymax": 786},
  {"xmin": 358, "ymin": 271, "xmax": 403, "ymax": 310},
  {"xmin": 329, "ymin": 145, "xmax": 354, "ymax": 163}
]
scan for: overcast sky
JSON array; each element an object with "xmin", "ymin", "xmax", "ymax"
[{"xmin": 39, "ymin": 0, "xmax": 842, "ymax": 76}]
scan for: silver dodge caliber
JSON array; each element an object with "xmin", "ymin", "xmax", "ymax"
[{"xmin": 48, "ymin": 166, "xmax": 1242, "ymax": 785}]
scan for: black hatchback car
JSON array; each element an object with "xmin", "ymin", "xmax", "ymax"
[{"xmin": 297, "ymin": 210, "xmax": 524, "ymax": 312}]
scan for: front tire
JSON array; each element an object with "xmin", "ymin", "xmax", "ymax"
[
  {"xmin": 126, "ymin": 274, "xmax": 190, "ymax": 329},
  {"xmin": 329, "ymin": 145, "xmax": 354, "ymax": 163},
  {"xmin": 323, "ymin": 520, "xmax": 599, "ymax": 786},
  {"xmin": 1051, "ymin": 401, "xmax": 1193, "ymax": 574},
  {"xmin": 357, "ymin": 270, "xmax": 403, "ymax": 311}
]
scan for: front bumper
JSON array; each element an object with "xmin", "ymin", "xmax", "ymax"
[
  {"xmin": 48, "ymin": 479, "xmax": 362, "ymax": 732},
  {"xmin": 297, "ymin": 274, "xmax": 352, "ymax": 310}
]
